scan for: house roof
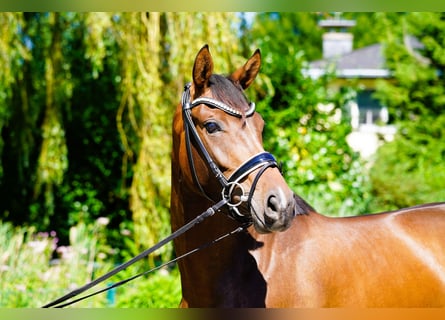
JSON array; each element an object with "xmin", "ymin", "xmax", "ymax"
[
  {"xmin": 307, "ymin": 43, "xmax": 391, "ymax": 79},
  {"xmin": 312, "ymin": 43, "xmax": 385, "ymax": 70},
  {"xmin": 306, "ymin": 36, "xmax": 424, "ymax": 79}
]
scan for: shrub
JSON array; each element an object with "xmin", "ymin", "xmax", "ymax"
[
  {"xmin": 0, "ymin": 218, "xmax": 182, "ymax": 308},
  {"xmin": 370, "ymin": 114, "xmax": 445, "ymax": 210},
  {"xmin": 0, "ymin": 219, "xmax": 112, "ymax": 307},
  {"xmin": 114, "ymin": 267, "xmax": 181, "ymax": 308}
]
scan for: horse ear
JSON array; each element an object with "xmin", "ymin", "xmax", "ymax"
[
  {"xmin": 192, "ymin": 44, "xmax": 213, "ymax": 90},
  {"xmin": 230, "ymin": 49, "xmax": 261, "ymax": 89}
]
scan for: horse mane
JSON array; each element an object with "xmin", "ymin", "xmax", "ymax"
[
  {"xmin": 294, "ymin": 193, "xmax": 314, "ymax": 215},
  {"xmin": 208, "ymin": 74, "xmax": 251, "ymax": 114}
]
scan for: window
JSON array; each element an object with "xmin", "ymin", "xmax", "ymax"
[{"xmin": 356, "ymin": 90, "xmax": 388, "ymax": 125}]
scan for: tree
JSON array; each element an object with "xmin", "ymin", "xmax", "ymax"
[
  {"xmin": 241, "ymin": 12, "xmax": 323, "ymax": 61},
  {"xmin": 371, "ymin": 12, "xmax": 445, "ymax": 209},
  {"xmin": 0, "ymin": 13, "xmax": 128, "ymax": 244}
]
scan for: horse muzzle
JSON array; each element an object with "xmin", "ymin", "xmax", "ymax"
[
  {"xmin": 222, "ymin": 152, "xmax": 296, "ymax": 232},
  {"xmin": 252, "ymin": 185, "xmax": 296, "ymax": 233}
]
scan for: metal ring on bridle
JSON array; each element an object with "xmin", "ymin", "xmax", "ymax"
[{"xmin": 222, "ymin": 181, "xmax": 248, "ymax": 207}]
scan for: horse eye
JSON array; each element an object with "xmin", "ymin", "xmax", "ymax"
[{"xmin": 204, "ymin": 121, "xmax": 221, "ymax": 134}]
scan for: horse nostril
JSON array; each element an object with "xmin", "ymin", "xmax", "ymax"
[
  {"xmin": 267, "ymin": 195, "xmax": 279, "ymax": 214},
  {"xmin": 260, "ymin": 188, "xmax": 295, "ymax": 232},
  {"xmin": 265, "ymin": 190, "xmax": 294, "ymax": 219},
  {"xmin": 261, "ymin": 189, "xmax": 295, "ymax": 232},
  {"xmin": 265, "ymin": 193, "xmax": 284, "ymax": 224}
]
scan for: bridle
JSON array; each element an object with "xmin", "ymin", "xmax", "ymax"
[{"xmin": 181, "ymin": 82, "xmax": 280, "ymax": 223}]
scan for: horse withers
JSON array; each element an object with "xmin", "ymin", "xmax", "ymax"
[{"xmin": 170, "ymin": 45, "xmax": 445, "ymax": 307}]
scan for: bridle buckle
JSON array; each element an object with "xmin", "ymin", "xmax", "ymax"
[{"xmin": 222, "ymin": 181, "xmax": 247, "ymax": 207}]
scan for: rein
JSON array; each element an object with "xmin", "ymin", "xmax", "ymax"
[
  {"xmin": 49, "ymin": 224, "xmax": 246, "ymax": 308},
  {"xmin": 42, "ymin": 198, "xmax": 235, "ymax": 308}
]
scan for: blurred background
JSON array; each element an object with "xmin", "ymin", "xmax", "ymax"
[{"xmin": 0, "ymin": 12, "xmax": 444, "ymax": 307}]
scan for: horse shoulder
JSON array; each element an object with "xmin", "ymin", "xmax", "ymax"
[
  {"xmin": 252, "ymin": 206, "xmax": 445, "ymax": 307},
  {"xmin": 249, "ymin": 213, "xmax": 336, "ymax": 306}
]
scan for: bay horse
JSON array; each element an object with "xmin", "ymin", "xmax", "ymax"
[{"xmin": 170, "ymin": 45, "xmax": 445, "ymax": 307}]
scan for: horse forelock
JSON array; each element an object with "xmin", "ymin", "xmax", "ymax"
[{"xmin": 208, "ymin": 74, "xmax": 250, "ymax": 115}]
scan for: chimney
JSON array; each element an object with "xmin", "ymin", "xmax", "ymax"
[{"xmin": 319, "ymin": 18, "xmax": 356, "ymax": 59}]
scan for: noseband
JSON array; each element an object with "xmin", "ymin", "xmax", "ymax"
[{"xmin": 181, "ymin": 83, "xmax": 279, "ymax": 223}]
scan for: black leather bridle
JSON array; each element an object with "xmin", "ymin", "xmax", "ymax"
[{"xmin": 181, "ymin": 83, "xmax": 280, "ymax": 223}]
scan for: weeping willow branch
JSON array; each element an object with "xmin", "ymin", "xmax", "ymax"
[
  {"xmin": 0, "ymin": 13, "xmax": 30, "ymax": 180},
  {"xmin": 114, "ymin": 13, "xmax": 171, "ymax": 260},
  {"xmin": 34, "ymin": 13, "xmax": 68, "ymax": 220}
]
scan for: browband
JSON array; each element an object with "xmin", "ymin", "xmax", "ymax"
[{"xmin": 189, "ymin": 97, "xmax": 256, "ymax": 118}]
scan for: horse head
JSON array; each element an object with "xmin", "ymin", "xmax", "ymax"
[{"xmin": 173, "ymin": 45, "xmax": 296, "ymax": 233}]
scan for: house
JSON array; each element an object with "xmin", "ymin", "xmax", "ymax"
[{"xmin": 306, "ymin": 18, "xmax": 397, "ymax": 159}]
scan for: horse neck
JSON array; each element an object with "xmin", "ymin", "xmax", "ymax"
[
  {"xmin": 171, "ymin": 176, "xmax": 246, "ymax": 256},
  {"xmin": 171, "ymin": 164, "xmax": 268, "ymax": 306},
  {"xmin": 170, "ymin": 106, "xmax": 269, "ymax": 306},
  {"xmin": 174, "ymin": 195, "xmax": 246, "ymax": 303}
]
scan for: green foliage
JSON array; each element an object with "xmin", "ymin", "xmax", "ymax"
[
  {"xmin": 376, "ymin": 13, "xmax": 445, "ymax": 121},
  {"xmin": 370, "ymin": 114, "xmax": 445, "ymax": 210},
  {"xmin": 115, "ymin": 267, "xmax": 181, "ymax": 308},
  {"xmin": 344, "ymin": 12, "xmax": 388, "ymax": 49},
  {"xmin": 0, "ymin": 220, "xmax": 112, "ymax": 307},
  {"xmin": 244, "ymin": 12, "xmax": 323, "ymax": 61},
  {"xmin": 371, "ymin": 12, "xmax": 445, "ymax": 210},
  {"xmin": 0, "ymin": 219, "xmax": 181, "ymax": 308}
]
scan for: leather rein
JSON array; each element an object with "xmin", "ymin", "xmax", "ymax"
[{"xmin": 42, "ymin": 83, "xmax": 279, "ymax": 308}]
